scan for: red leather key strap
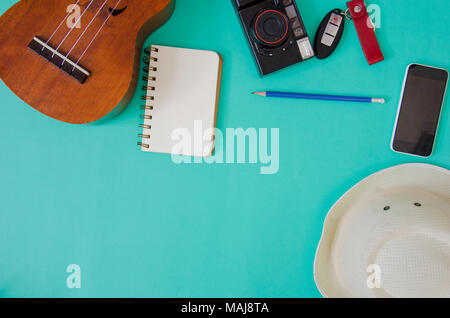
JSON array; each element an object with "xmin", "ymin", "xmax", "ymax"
[{"xmin": 346, "ymin": 0, "xmax": 384, "ymax": 65}]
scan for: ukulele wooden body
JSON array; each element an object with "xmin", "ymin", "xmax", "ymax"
[{"xmin": 0, "ymin": 0, "xmax": 174, "ymax": 124}]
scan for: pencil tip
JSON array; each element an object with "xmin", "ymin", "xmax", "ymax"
[{"xmin": 253, "ymin": 92, "xmax": 265, "ymax": 96}]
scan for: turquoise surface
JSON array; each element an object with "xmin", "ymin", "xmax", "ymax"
[{"xmin": 0, "ymin": 0, "xmax": 449, "ymax": 298}]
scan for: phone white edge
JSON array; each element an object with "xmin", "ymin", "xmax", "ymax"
[{"xmin": 390, "ymin": 63, "xmax": 449, "ymax": 158}]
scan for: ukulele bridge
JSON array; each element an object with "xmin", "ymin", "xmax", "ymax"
[{"xmin": 28, "ymin": 36, "xmax": 90, "ymax": 83}]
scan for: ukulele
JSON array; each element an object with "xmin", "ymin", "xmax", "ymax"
[{"xmin": 0, "ymin": 0, "xmax": 174, "ymax": 124}]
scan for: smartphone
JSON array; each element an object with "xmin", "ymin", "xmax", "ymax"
[{"xmin": 391, "ymin": 64, "xmax": 448, "ymax": 157}]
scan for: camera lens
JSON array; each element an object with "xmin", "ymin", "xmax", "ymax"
[{"xmin": 253, "ymin": 10, "xmax": 289, "ymax": 46}]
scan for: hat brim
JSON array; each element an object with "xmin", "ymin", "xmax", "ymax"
[{"xmin": 314, "ymin": 163, "xmax": 450, "ymax": 298}]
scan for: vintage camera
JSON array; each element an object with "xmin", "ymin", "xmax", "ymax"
[{"xmin": 232, "ymin": 0, "xmax": 314, "ymax": 76}]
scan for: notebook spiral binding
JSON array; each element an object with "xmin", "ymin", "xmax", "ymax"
[{"xmin": 138, "ymin": 46, "xmax": 159, "ymax": 149}]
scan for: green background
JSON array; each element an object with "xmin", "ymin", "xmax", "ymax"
[{"xmin": 0, "ymin": 0, "xmax": 449, "ymax": 297}]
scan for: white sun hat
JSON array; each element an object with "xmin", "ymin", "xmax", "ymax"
[{"xmin": 314, "ymin": 163, "xmax": 450, "ymax": 298}]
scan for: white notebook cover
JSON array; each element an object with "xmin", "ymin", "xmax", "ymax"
[{"xmin": 139, "ymin": 45, "xmax": 222, "ymax": 157}]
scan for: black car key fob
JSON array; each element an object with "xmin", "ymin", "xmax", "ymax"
[{"xmin": 314, "ymin": 9, "xmax": 346, "ymax": 59}]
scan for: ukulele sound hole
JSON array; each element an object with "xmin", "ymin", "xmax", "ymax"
[{"xmin": 108, "ymin": 6, "xmax": 127, "ymax": 16}]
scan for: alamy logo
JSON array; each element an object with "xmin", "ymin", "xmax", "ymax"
[
  {"xmin": 66, "ymin": 4, "xmax": 82, "ymax": 29},
  {"xmin": 66, "ymin": 264, "xmax": 81, "ymax": 289},
  {"xmin": 367, "ymin": 4, "xmax": 382, "ymax": 29},
  {"xmin": 171, "ymin": 122, "xmax": 279, "ymax": 175},
  {"xmin": 366, "ymin": 264, "xmax": 381, "ymax": 289}
]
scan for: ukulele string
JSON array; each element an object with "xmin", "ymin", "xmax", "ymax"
[
  {"xmin": 73, "ymin": 0, "xmax": 122, "ymax": 69},
  {"xmin": 45, "ymin": 0, "xmax": 82, "ymax": 46},
  {"xmin": 51, "ymin": 0, "xmax": 95, "ymax": 58},
  {"xmin": 62, "ymin": 0, "xmax": 109, "ymax": 66}
]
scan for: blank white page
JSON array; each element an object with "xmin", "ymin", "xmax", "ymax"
[{"xmin": 140, "ymin": 45, "xmax": 222, "ymax": 157}]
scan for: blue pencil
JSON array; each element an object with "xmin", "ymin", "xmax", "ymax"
[{"xmin": 253, "ymin": 91, "xmax": 385, "ymax": 104}]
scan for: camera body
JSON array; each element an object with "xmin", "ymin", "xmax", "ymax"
[{"xmin": 232, "ymin": 0, "xmax": 314, "ymax": 76}]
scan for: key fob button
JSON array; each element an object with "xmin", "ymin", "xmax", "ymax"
[{"xmin": 314, "ymin": 10, "xmax": 345, "ymax": 59}]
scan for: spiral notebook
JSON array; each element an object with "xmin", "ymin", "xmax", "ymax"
[{"xmin": 138, "ymin": 45, "xmax": 222, "ymax": 157}]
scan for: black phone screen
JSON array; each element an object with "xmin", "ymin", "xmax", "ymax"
[{"xmin": 392, "ymin": 64, "xmax": 448, "ymax": 157}]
